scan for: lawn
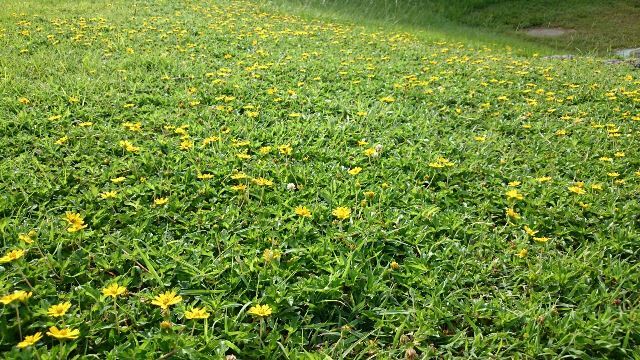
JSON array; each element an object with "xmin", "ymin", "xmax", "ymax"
[
  {"xmin": 275, "ymin": 0, "xmax": 640, "ymax": 54},
  {"xmin": 0, "ymin": 0, "xmax": 639, "ymax": 358}
]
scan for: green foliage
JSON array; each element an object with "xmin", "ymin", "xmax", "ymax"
[{"xmin": 0, "ymin": 0, "xmax": 639, "ymax": 358}]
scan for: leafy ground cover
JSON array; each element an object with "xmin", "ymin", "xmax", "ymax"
[{"xmin": 0, "ymin": 0, "xmax": 639, "ymax": 358}]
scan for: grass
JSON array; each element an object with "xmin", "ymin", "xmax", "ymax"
[
  {"xmin": 462, "ymin": 0, "xmax": 640, "ymax": 54},
  {"xmin": 273, "ymin": 0, "xmax": 640, "ymax": 54},
  {"xmin": 269, "ymin": 0, "xmax": 554, "ymax": 56},
  {"xmin": 1, "ymin": 0, "xmax": 640, "ymax": 358}
]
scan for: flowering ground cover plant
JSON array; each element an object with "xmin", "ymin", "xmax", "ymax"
[{"xmin": 0, "ymin": 0, "xmax": 639, "ymax": 358}]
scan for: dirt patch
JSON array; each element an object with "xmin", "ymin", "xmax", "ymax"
[{"xmin": 524, "ymin": 27, "xmax": 576, "ymax": 38}]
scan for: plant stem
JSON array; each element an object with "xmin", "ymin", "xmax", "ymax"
[
  {"xmin": 17, "ymin": 266, "xmax": 34, "ymax": 291},
  {"xmin": 204, "ymin": 318, "xmax": 209, "ymax": 342},
  {"xmin": 260, "ymin": 318, "xmax": 265, "ymax": 339},
  {"xmin": 114, "ymin": 297, "xmax": 120, "ymax": 335},
  {"xmin": 16, "ymin": 306, "xmax": 22, "ymax": 340}
]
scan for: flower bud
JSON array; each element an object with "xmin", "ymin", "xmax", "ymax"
[{"xmin": 405, "ymin": 348, "xmax": 417, "ymax": 360}]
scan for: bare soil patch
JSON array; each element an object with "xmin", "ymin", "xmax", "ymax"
[{"xmin": 524, "ymin": 27, "xmax": 575, "ymax": 38}]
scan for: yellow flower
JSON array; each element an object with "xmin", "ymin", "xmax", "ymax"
[
  {"xmin": 151, "ymin": 291, "xmax": 182, "ymax": 310},
  {"xmin": 197, "ymin": 173, "xmax": 214, "ymax": 180},
  {"xmin": 380, "ymin": 96, "xmax": 395, "ymax": 103},
  {"xmin": 154, "ymin": 197, "xmax": 169, "ymax": 206},
  {"xmin": 295, "ymin": 206, "xmax": 312, "ymax": 218},
  {"xmin": 0, "ymin": 249, "xmax": 25, "ymax": 263},
  {"xmin": 568, "ymin": 186, "xmax": 586, "ymax": 195},
  {"xmin": 102, "ymin": 283, "xmax": 127, "ymax": 298},
  {"xmin": 160, "ymin": 321, "xmax": 172, "ymax": 329},
  {"xmin": 236, "ymin": 152, "xmax": 251, "ymax": 160},
  {"xmin": 536, "ymin": 176, "xmax": 552, "ymax": 183},
  {"xmin": 591, "ymin": 183, "xmax": 603, "ymax": 191},
  {"xmin": 357, "ymin": 139, "xmax": 369, "ymax": 146},
  {"xmin": 203, "ymin": 136, "xmax": 220, "ymax": 145},
  {"xmin": 17, "ymin": 332, "xmax": 43, "ymax": 349},
  {"xmin": 364, "ymin": 147, "xmax": 377, "ymax": 157},
  {"xmin": 505, "ymin": 189, "xmax": 524, "ymax": 200},
  {"xmin": 65, "ymin": 212, "xmax": 83, "ymax": 224},
  {"xmin": 506, "ymin": 208, "xmax": 520, "ymax": 219},
  {"xmin": 180, "ymin": 139, "xmax": 194, "ymax": 150},
  {"xmin": 508, "ymin": 181, "xmax": 521, "ymax": 187},
  {"xmin": 122, "ymin": 122, "xmax": 141, "ymax": 131},
  {"xmin": 524, "ymin": 226, "xmax": 538, "ymax": 236},
  {"xmin": 55, "ymin": 136, "xmax": 68, "ymax": 145},
  {"xmin": 231, "ymin": 172, "xmax": 249, "ymax": 180},
  {"xmin": 0, "ymin": 290, "xmax": 32, "ymax": 305},
  {"xmin": 247, "ymin": 304, "xmax": 272, "ymax": 317},
  {"xmin": 111, "ymin": 176, "xmax": 126, "ymax": 183},
  {"xmin": 100, "ymin": 191, "xmax": 118, "ymax": 199},
  {"xmin": 259, "ymin": 146, "xmax": 272, "ymax": 154},
  {"xmin": 348, "ymin": 167, "xmax": 362, "ymax": 175},
  {"xmin": 332, "ymin": 207, "xmax": 351, "ymax": 220},
  {"xmin": 278, "ymin": 144, "xmax": 293, "ymax": 155},
  {"xmin": 390, "ymin": 261, "xmax": 400, "ymax": 270},
  {"xmin": 64, "ymin": 212, "xmax": 87, "ymax": 232},
  {"xmin": 174, "ymin": 126, "xmax": 189, "ymax": 136},
  {"xmin": 607, "ymin": 172, "xmax": 619, "ymax": 177},
  {"xmin": 47, "ymin": 302, "xmax": 71, "ymax": 318},
  {"xmin": 363, "ymin": 191, "xmax": 375, "ymax": 199},
  {"xmin": 18, "ymin": 97, "xmax": 30, "ymax": 105},
  {"xmin": 46, "ymin": 326, "xmax": 80, "ymax": 340},
  {"xmin": 185, "ymin": 307, "xmax": 210, "ymax": 320},
  {"xmin": 516, "ymin": 249, "xmax": 528, "ymax": 258},
  {"xmin": 231, "ymin": 184, "xmax": 247, "ymax": 191},
  {"xmin": 18, "ymin": 230, "xmax": 37, "ymax": 244},
  {"xmin": 429, "ymin": 157, "xmax": 454, "ymax": 169},
  {"xmin": 119, "ymin": 140, "xmax": 140, "ymax": 152},
  {"xmin": 252, "ymin": 178, "xmax": 273, "ymax": 186},
  {"xmin": 263, "ymin": 248, "xmax": 281, "ymax": 263},
  {"xmin": 533, "ymin": 237, "xmax": 550, "ymax": 243}
]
